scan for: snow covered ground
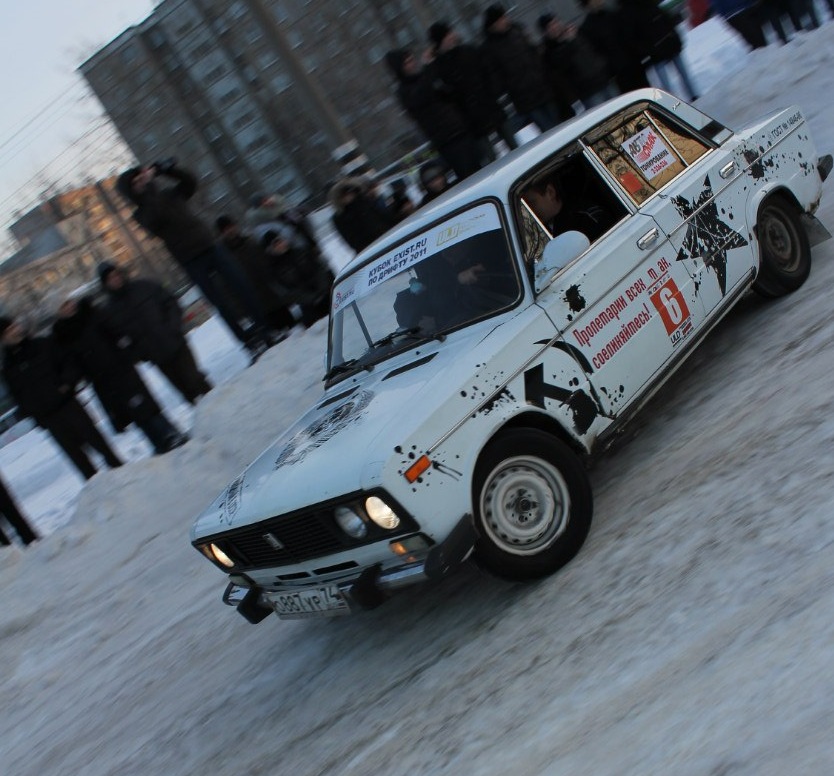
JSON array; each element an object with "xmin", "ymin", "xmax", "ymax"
[{"xmin": 3, "ymin": 17, "xmax": 834, "ymax": 775}]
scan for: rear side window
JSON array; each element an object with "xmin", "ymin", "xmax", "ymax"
[{"xmin": 586, "ymin": 105, "xmax": 711, "ymax": 205}]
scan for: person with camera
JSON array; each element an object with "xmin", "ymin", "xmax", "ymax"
[{"xmin": 116, "ymin": 159, "xmax": 275, "ymax": 363}]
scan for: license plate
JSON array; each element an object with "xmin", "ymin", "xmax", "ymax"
[{"xmin": 267, "ymin": 586, "xmax": 350, "ymax": 619}]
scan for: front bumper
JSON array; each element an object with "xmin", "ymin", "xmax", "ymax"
[{"xmin": 228, "ymin": 513, "xmax": 478, "ymax": 623}]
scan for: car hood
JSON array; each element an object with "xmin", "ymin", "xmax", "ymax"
[{"xmin": 192, "ymin": 326, "xmax": 503, "ymax": 538}]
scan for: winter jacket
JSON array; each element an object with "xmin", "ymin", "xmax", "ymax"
[
  {"xmin": 221, "ymin": 232, "xmax": 295, "ymax": 313},
  {"xmin": 1, "ymin": 335, "xmax": 75, "ymax": 425},
  {"xmin": 100, "ymin": 278, "xmax": 188, "ymax": 366},
  {"xmin": 619, "ymin": 0, "xmax": 683, "ymax": 63},
  {"xmin": 52, "ymin": 297, "xmax": 162, "ymax": 433},
  {"xmin": 116, "ymin": 165, "xmax": 216, "ymax": 265},
  {"xmin": 580, "ymin": 9, "xmax": 650, "ymax": 92},
  {"xmin": 481, "ymin": 24, "xmax": 554, "ymax": 115},
  {"xmin": 329, "ymin": 178, "xmax": 397, "ymax": 253},
  {"xmin": 386, "ymin": 52, "xmax": 472, "ymax": 148},
  {"xmin": 541, "ymin": 33, "xmax": 611, "ymax": 104},
  {"xmin": 433, "ymin": 43, "xmax": 507, "ymax": 136},
  {"xmin": 262, "ymin": 242, "xmax": 334, "ymax": 308}
]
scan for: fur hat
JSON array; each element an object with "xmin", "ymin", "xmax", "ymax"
[
  {"xmin": 483, "ymin": 4, "xmax": 506, "ymax": 33},
  {"xmin": 428, "ymin": 21, "xmax": 451, "ymax": 47}
]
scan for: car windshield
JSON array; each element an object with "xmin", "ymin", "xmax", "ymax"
[{"xmin": 327, "ymin": 202, "xmax": 521, "ymax": 377}]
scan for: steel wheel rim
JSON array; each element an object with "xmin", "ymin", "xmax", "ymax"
[
  {"xmin": 480, "ymin": 455, "xmax": 571, "ymax": 556},
  {"xmin": 762, "ymin": 207, "xmax": 799, "ymax": 272}
]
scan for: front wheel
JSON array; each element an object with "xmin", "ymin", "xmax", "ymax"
[
  {"xmin": 752, "ymin": 196, "xmax": 811, "ymax": 298},
  {"xmin": 472, "ymin": 429, "xmax": 592, "ymax": 581}
]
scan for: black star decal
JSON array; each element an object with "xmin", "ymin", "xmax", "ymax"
[{"xmin": 672, "ymin": 175, "xmax": 748, "ymax": 296}]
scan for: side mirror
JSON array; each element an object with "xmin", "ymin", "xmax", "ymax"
[{"xmin": 533, "ymin": 231, "xmax": 590, "ymax": 293}]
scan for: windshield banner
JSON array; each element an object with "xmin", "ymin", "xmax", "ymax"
[{"xmin": 332, "ymin": 202, "xmax": 503, "ymax": 313}]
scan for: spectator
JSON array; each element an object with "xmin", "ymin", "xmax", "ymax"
[
  {"xmin": 260, "ymin": 226, "xmax": 334, "ymax": 328},
  {"xmin": 97, "ymin": 262, "xmax": 212, "ymax": 406},
  {"xmin": 538, "ymin": 13, "xmax": 617, "ymax": 112},
  {"xmin": 419, "ymin": 161, "xmax": 452, "ymax": 205},
  {"xmin": 579, "ymin": 0, "xmax": 652, "ymax": 92},
  {"xmin": 428, "ymin": 21, "xmax": 517, "ymax": 164},
  {"xmin": 243, "ymin": 192, "xmax": 320, "ymax": 250},
  {"xmin": 0, "ymin": 476, "xmax": 38, "ymax": 547},
  {"xmin": 618, "ymin": 0, "xmax": 699, "ymax": 100},
  {"xmin": 385, "ymin": 48, "xmax": 483, "ymax": 180},
  {"xmin": 0, "ymin": 316, "xmax": 123, "ymax": 480},
  {"xmin": 216, "ymin": 215, "xmax": 298, "ymax": 334},
  {"xmin": 481, "ymin": 4, "xmax": 563, "ymax": 132},
  {"xmin": 116, "ymin": 160, "xmax": 274, "ymax": 362},
  {"xmin": 386, "ymin": 178, "xmax": 418, "ymax": 222},
  {"xmin": 329, "ymin": 176, "xmax": 397, "ymax": 253},
  {"xmin": 52, "ymin": 295, "xmax": 188, "ymax": 456}
]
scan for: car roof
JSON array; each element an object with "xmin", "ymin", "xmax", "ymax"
[{"xmin": 336, "ymin": 88, "xmax": 690, "ymax": 280}]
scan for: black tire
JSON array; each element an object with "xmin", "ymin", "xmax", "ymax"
[
  {"xmin": 752, "ymin": 196, "xmax": 811, "ymax": 298},
  {"xmin": 472, "ymin": 428, "xmax": 593, "ymax": 581}
]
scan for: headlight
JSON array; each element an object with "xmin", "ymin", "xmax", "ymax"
[
  {"xmin": 365, "ymin": 496, "xmax": 401, "ymax": 530},
  {"xmin": 209, "ymin": 542, "xmax": 235, "ymax": 568},
  {"xmin": 334, "ymin": 506, "xmax": 368, "ymax": 538}
]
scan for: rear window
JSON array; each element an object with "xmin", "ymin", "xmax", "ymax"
[{"xmin": 585, "ymin": 105, "xmax": 711, "ymax": 205}]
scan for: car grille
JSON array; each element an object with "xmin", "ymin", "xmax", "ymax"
[{"xmin": 221, "ymin": 510, "xmax": 348, "ymax": 570}]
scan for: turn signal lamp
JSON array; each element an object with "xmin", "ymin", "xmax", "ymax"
[{"xmin": 404, "ymin": 455, "xmax": 431, "ymax": 483}]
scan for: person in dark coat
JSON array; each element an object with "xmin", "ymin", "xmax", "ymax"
[
  {"xmin": 617, "ymin": 0, "xmax": 699, "ymax": 100},
  {"xmin": 243, "ymin": 192, "xmax": 320, "ymax": 250},
  {"xmin": 538, "ymin": 14, "xmax": 617, "ymax": 112},
  {"xmin": 260, "ymin": 226, "xmax": 335, "ymax": 328},
  {"xmin": 116, "ymin": 160, "xmax": 274, "ymax": 361},
  {"xmin": 216, "ymin": 215, "xmax": 298, "ymax": 334},
  {"xmin": 385, "ymin": 48, "xmax": 483, "ymax": 180},
  {"xmin": 97, "ymin": 263, "xmax": 212, "ymax": 406},
  {"xmin": 427, "ymin": 21, "xmax": 517, "ymax": 164},
  {"xmin": 418, "ymin": 161, "xmax": 452, "ymax": 206},
  {"xmin": 481, "ymin": 5, "xmax": 563, "ymax": 132},
  {"xmin": 329, "ymin": 177, "xmax": 398, "ymax": 254},
  {"xmin": 0, "ymin": 475, "xmax": 38, "ymax": 547},
  {"xmin": 578, "ymin": 0, "xmax": 651, "ymax": 93},
  {"xmin": 52, "ymin": 296, "xmax": 187, "ymax": 456},
  {"xmin": 1, "ymin": 316, "xmax": 123, "ymax": 480}
]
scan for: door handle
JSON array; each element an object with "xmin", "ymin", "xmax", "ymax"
[
  {"xmin": 719, "ymin": 161, "xmax": 736, "ymax": 179},
  {"xmin": 637, "ymin": 228, "xmax": 659, "ymax": 250}
]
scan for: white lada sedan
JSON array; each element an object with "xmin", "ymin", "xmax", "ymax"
[{"xmin": 192, "ymin": 89, "xmax": 831, "ymax": 622}]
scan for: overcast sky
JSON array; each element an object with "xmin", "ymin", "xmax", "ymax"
[{"xmin": 0, "ymin": 1, "xmax": 156, "ymax": 248}]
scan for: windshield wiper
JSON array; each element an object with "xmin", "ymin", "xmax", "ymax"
[
  {"xmin": 371, "ymin": 327, "xmax": 426, "ymax": 349},
  {"xmin": 323, "ymin": 358, "xmax": 365, "ymax": 382}
]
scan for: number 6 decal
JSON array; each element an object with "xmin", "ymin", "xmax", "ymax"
[{"xmin": 650, "ymin": 278, "xmax": 690, "ymax": 335}]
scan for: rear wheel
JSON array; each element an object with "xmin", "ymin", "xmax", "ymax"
[
  {"xmin": 752, "ymin": 196, "xmax": 811, "ymax": 297},
  {"xmin": 473, "ymin": 429, "xmax": 592, "ymax": 580}
]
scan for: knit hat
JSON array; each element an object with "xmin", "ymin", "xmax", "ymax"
[
  {"xmin": 538, "ymin": 13, "xmax": 555, "ymax": 31},
  {"xmin": 483, "ymin": 4, "xmax": 506, "ymax": 33},
  {"xmin": 428, "ymin": 21, "xmax": 451, "ymax": 47},
  {"xmin": 97, "ymin": 261, "xmax": 119, "ymax": 284},
  {"xmin": 0, "ymin": 316, "xmax": 13, "ymax": 337}
]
